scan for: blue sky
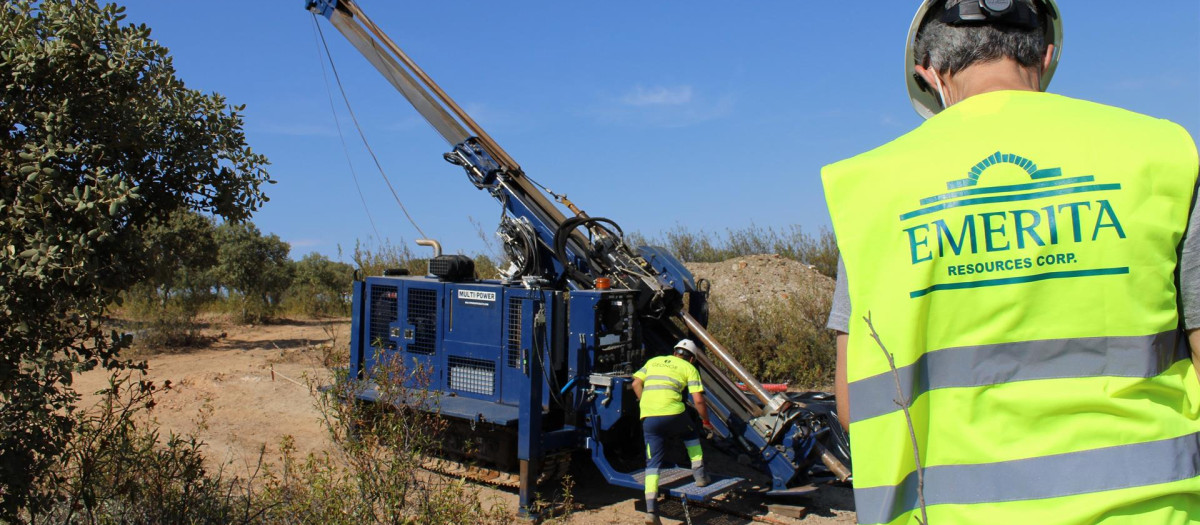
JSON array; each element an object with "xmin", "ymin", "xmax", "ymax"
[{"xmin": 114, "ymin": 1, "xmax": 1199, "ymax": 261}]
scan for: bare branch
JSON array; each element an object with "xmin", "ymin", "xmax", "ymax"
[{"xmin": 863, "ymin": 312, "xmax": 928, "ymax": 525}]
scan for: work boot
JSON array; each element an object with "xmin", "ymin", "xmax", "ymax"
[
  {"xmin": 693, "ymin": 465, "xmax": 711, "ymax": 487},
  {"xmin": 645, "ymin": 495, "xmax": 661, "ymax": 524}
]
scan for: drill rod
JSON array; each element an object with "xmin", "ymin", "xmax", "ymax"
[
  {"xmin": 339, "ymin": 0, "xmax": 520, "ymax": 171},
  {"xmin": 680, "ymin": 311, "xmax": 787, "ymax": 414}
]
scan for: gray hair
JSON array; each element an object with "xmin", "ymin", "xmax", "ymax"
[{"xmin": 915, "ymin": 1, "xmax": 1046, "ymax": 75}]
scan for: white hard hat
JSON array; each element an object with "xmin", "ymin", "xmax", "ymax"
[
  {"xmin": 905, "ymin": 0, "xmax": 1063, "ymax": 119},
  {"xmin": 674, "ymin": 339, "xmax": 699, "ymax": 357}
]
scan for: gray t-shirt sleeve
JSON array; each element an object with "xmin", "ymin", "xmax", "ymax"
[
  {"xmin": 827, "ymin": 256, "xmax": 851, "ymax": 333},
  {"xmin": 1179, "ymin": 174, "xmax": 1200, "ymax": 330}
]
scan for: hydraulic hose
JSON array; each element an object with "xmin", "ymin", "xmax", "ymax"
[{"xmin": 551, "ymin": 216, "xmax": 624, "ymax": 287}]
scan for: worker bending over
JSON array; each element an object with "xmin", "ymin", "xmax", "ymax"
[
  {"xmin": 632, "ymin": 339, "xmax": 713, "ymax": 525},
  {"xmin": 823, "ymin": 1, "xmax": 1200, "ymax": 524}
]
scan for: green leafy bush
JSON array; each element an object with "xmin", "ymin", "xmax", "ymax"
[
  {"xmin": 282, "ymin": 253, "xmax": 354, "ymax": 317},
  {"xmin": 135, "ymin": 210, "xmax": 221, "ymax": 308},
  {"xmin": 0, "ymin": 0, "xmax": 270, "ymax": 516},
  {"xmin": 214, "ymin": 222, "xmax": 292, "ymax": 323}
]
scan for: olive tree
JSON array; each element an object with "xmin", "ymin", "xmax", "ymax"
[
  {"xmin": 287, "ymin": 252, "xmax": 354, "ymax": 316},
  {"xmin": 0, "ymin": 0, "xmax": 271, "ymax": 517},
  {"xmin": 135, "ymin": 209, "xmax": 219, "ymax": 309},
  {"xmin": 214, "ymin": 222, "xmax": 292, "ymax": 323}
]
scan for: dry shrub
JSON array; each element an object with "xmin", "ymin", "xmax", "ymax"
[
  {"xmin": 28, "ymin": 373, "xmax": 260, "ymax": 525},
  {"xmin": 131, "ymin": 313, "xmax": 215, "ymax": 352},
  {"xmin": 317, "ymin": 322, "xmax": 350, "ymax": 369},
  {"xmin": 632, "ymin": 223, "xmax": 840, "ymax": 278},
  {"xmin": 532, "ymin": 474, "xmax": 577, "ymax": 523},
  {"xmin": 351, "ymin": 239, "xmax": 502, "ymax": 282},
  {"xmin": 352, "ymin": 239, "xmax": 428, "ymax": 278},
  {"xmin": 705, "ymin": 292, "xmax": 837, "ymax": 388},
  {"xmin": 258, "ymin": 356, "xmax": 510, "ymax": 524},
  {"xmin": 115, "ymin": 294, "xmax": 216, "ymax": 355},
  {"xmin": 474, "ymin": 253, "xmax": 502, "ymax": 280},
  {"xmin": 21, "ymin": 359, "xmax": 510, "ymax": 524}
]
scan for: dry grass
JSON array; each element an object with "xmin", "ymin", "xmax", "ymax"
[{"xmin": 706, "ymin": 292, "xmax": 837, "ymax": 388}]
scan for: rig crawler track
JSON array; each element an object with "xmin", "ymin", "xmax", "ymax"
[
  {"xmin": 421, "ymin": 453, "xmax": 572, "ymax": 489},
  {"xmin": 426, "ymin": 453, "xmax": 820, "ymax": 524}
]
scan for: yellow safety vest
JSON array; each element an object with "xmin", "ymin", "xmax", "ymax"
[
  {"xmin": 821, "ymin": 91, "xmax": 1200, "ymax": 525},
  {"xmin": 634, "ymin": 355, "xmax": 704, "ymax": 418}
]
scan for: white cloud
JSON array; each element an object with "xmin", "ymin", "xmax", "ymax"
[
  {"xmin": 288, "ymin": 238, "xmax": 322, "ymax": 248},
  {"xmin": 620, "ymin": 85, "xmax": 694, "ymax": 106},
  {"xmin": 589, "ymin": 85, "xmax": 733, "ymax": 128}
]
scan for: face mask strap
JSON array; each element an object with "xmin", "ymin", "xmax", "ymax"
[{"xmin": 932, "ymin": 71, "xmax": 948, "ymax": 109}]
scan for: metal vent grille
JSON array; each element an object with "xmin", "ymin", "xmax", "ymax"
[
  {"xmin": 406, "ymin": 288, "xmax": 437, "ymax": 355},
  {"xmin": 448, "ymin": 356, "xmax": 495, "ymax": 395},
  {"xmin": 369, "ymin": 285, "xmax": 398, "ymax": 350},
  {"xmin": 506, "ymin": 297, "xmax": 522, "ymax": 368}
]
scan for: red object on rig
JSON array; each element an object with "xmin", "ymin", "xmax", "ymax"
[
  {"xmin": 594, "ymin": 277, "xmax": 612, "ymax": 290},
  {"xmin": 736, "ymin": 382, "xmax": 789, "ymax": 393}
]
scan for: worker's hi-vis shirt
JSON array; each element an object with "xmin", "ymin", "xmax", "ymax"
[
  {"xmin": 633, "ymin": 355, "xmax": 703, "ymax": 419},
  {"xmin": 823, "ymin": 91, "xmax": 1200, "ymax": 525}
]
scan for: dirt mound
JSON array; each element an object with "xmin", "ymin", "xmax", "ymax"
[{"xmin": 686, "ymin": 254, "xmax": 835, "ymax": 312}]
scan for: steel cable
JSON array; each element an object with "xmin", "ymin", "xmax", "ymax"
[
  {"xmin": 311, "ymin": 15, "xmax": 381, "ymax": 241},
  {"xmin": 314, "ymin": 15, "xmax": 428, "ymax": 239}
]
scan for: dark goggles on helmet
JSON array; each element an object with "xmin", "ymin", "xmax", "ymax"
[{"xmin": 942, "ymin": 0, "xmax": 1039, "ymax": 29}]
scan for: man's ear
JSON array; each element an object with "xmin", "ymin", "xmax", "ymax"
[
  {"xmin": 1042, "ymin": 44, "xmax": 1055, "ymax": 74},
  {"xmin": 914, "ymin": 64, "xmax": 941, "ymax": 90}
]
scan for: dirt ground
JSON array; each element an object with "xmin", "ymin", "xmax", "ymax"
[{"xmin": 75, "ymin": 256, "xmax": 855, "ymax": 524}]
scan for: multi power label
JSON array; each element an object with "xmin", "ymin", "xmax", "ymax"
[{"xmin": 457, "ymin": 290, "xmax": 497, "ymax": 306}]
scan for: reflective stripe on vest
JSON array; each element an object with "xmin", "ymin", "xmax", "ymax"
[
  {"xmin": 644, "ymin": 375, "xmax": 684, "ymax": 390},
  {"xmin": 822, "ymin": 91, "xmax": 1200, "ymax": 524},
  {"xmin": 849, "ymin": 330, "xmax": 1189, "ymax": 423},
  {"xmin": 855, "ymin": 431, "xmax": 1200, "ymax": 525},
  {"xmin": 635, "ymin": 356, "xmax": 703, "ymax": 418}
]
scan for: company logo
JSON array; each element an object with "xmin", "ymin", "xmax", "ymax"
[
  {"xmin": 457, "ymin": 290, "xmax": 496, "ymax": 306},
  {"xmin": 901, "ymin": 152, "xmax": 1128, "ymax": 298}
]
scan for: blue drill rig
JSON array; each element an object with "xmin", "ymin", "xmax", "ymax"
[{"xmin": 307, "ymin": 0, "xmax": 851, "ymax": 516}]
